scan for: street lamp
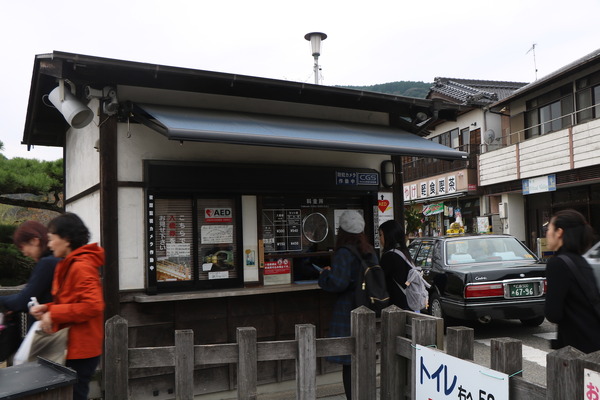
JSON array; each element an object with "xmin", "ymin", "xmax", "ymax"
[{"xmin": 304, "ymin": 32, "xmax": 327, "ymax": 84}]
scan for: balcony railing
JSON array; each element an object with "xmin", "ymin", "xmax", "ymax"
[
  {"xmin": 402, "ymin": 143, "xmax": 478, "ymax": 182},
  {"xmin": 481, "ymin": 103, "xmax": 599, "ymax": 153}
]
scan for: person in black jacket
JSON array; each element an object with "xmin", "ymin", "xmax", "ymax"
[
  {"xmin": 0, "ymin": 221, "xmax": 59, "ymax": 330},
  {"xmin": 544, "ymin": 209, "xmax": 600, "ymax": 353},
  {"xmin": 378, "ymin": 220, "xmax": 412, "ymax": 310}
]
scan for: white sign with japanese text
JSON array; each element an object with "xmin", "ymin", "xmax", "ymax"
[
  {"xmin": 585, "ymin": 368, "xmax": 600, "ymax": 400},
  {"xmin": 415, "ymin": 345, "xmax": 508, "ymax": 400}
]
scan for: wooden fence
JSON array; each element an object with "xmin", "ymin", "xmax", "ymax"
[{"xmin": 104, "ymin": 305, "xmax": 600, "ymax": 399}]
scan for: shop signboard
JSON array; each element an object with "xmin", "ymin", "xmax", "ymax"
[
  {"xmin": 415, "ymin": 345, "xmax": 508, "ymax": 400},
  {"xmin": 423, "ymin": 203, "xmax": 444, "ymax": 216},
  {"xmin": 522, "ymin": 174, "xmax": 556, "ymax": 195}
]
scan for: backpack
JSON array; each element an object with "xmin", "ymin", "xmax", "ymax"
[
  {"xmin": 558, "ymin": 254, "xmax": 600, "ymax": 320},
  {"xmin": 392, "ymin": 249, "xmax": 431, "ymax": 311},
  {"xmin": 344, "ymin": 246, "xmax": 390, "ymax": 317}
]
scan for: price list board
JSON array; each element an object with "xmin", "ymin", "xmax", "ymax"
[{"xmin": 262, "ymin": 209, "xmax": 302, "ymax": 252}]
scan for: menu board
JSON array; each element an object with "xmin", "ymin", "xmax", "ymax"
[{"xmin": 262, "ymin": 209, "xmax": 302, "ymax": 252}]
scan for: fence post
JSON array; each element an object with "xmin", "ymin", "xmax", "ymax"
[
  {"xmin": 547, "ymin": 346, "xmax": 585, "ymax": 400},
  {"xmin": 351, "ymin": 306, "xmax": 376, "ymax": 400},
  {"xmin": 237, "ymin": 327, "xmax": 257, "ymax": 400},
  {"xmin": 295, "ymin": 324, "xmax": 316, "ymax": 400},
  {"xmin": 411, "ymin": 317, "xmax": 438, "ymax": 400},
  {"xmin": 104, "ymin": 315, "xmax": 129, "ymax": 399},
  {"xmin": 380, "ymin": 305, "xmax": 405, "ymax": 400},
  {"xmin": 446, "ymin": 326, "xmax": 474, "ymax": 360},
  {"xmin": 490, "ymin": 338, "xmax": 522, "ymax": 377},
  {"xmin": 175, "ymin": 329, "xmax": 194, "ymax": 400}
]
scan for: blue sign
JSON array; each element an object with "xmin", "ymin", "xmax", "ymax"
[{"xmin": 522, "ymin": 174, "xmax": 556, "ymax": 195}]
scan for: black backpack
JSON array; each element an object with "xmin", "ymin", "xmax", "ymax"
[{"xmin": 345, "ymin": 246, "xmax": 390, "ymax": 317}]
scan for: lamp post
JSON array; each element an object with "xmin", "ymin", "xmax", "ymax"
[{"xmin": 304, "ymin": 32, "xmax": 327, "ymax": 84}]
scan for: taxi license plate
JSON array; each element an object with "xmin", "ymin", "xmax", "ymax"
[{"xmin": 509, "ymin": 283, "xmax": 535, "ymax": 297}]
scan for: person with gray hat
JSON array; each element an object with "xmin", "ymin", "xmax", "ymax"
[{"xmin": 318, "ymin": 210, "xmax": 378, "ymax": 400}]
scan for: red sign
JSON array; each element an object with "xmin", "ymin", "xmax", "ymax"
[
  {"xmin": 468, "ymin": 184, "xmax": 477, "ymax": 191},
  {"xmin": 378, "ymin": 199, "xmax": 390, "ymax": 213},
  {"xmin": 264, "ymin": 259, "xmax": 291, "ymax": 275},
  {"xmin": 205, "ymin": 208, "xmax": 233, "ymax": 223}
]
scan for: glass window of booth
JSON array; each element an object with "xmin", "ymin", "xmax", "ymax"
[
  {"xmin": 147, "ymin": 194, "xmax": 243, "ymax": 292},
  {"xmin": 260, "ymin": 195, "xmax": 373, "ymax": 283}
]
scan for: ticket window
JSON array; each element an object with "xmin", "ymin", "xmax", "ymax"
[{"xmin": 260, "ymin": 195, "xmax": 374, "ymax": 284}]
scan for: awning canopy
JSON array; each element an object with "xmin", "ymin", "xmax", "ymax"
[{"xmin": 132, "ymin": 104, "xmax": 467, "ymax": 160}]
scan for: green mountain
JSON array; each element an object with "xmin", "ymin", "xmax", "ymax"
[{"xmin": 337, "ymin": 81, "xmax": 431, "ymax": 98}]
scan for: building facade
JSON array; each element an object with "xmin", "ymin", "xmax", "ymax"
[
  {"xmin": 22, "ymin": 52, "xmax": 465, "ymax": 397},
  {"xmin": 481, "ymin": 48, "xmax": 600, "ymax": 254},
  {"xmin": 402, "ymin": 78, "xmax": 527, "ymax": 238}
]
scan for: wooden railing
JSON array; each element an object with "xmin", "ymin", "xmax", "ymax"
[{"xmin": 103, "ymin": 306, "xmax": 600, "ymax": 399}]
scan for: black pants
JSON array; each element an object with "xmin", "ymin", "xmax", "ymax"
[
  {"xmin": 66, "ymin": 356, "xmax": 100, "ymax": 400},
  {"xmin": 342, "ymin": 364, "xmax": 352, "ymax": 400}
]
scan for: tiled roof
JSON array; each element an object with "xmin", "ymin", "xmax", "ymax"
[{"xmin": 428, "ymin": 78, "xmax": 528, "ymax": 106}]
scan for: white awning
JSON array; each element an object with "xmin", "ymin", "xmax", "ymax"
[{"xmin": 133, "ymin": 104, "xmax": 468, "ymax": 160}]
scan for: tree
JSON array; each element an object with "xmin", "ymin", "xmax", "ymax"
[{"xmin": 0, "ymin": 140, "xmax": 64, "ymax": 213}]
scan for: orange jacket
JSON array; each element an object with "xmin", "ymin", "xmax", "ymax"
[{"xmin": 47, "ymin": 243, "xmax": 105, "ymax": 360}]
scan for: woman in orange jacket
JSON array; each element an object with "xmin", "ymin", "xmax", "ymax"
[{"xmin": 30, "ymin": 213, "xmax": 105, "ymax": 400}]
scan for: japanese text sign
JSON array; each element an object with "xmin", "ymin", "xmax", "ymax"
[{"xmin": 415, "ymin": 345, "xmax": 508, "ymax": 400}]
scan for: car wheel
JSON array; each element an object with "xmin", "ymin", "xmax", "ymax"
[
  {"xmin": 429, "ymin": 294, "xmax": 443, "ymax": 319},
  {"xmin": 520, "ymin": 316, "xmax": 545, "ymax": 327}
]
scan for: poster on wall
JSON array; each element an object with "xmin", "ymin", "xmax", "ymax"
[
  {"xmin": 155, "ymin": 207, "xmax": 193, "ymax": 282},
  {"xmin": 263, "ymin": 258, "xmax": 292, "ymax": 285}
]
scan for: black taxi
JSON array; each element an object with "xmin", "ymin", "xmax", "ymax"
[{"xmin": 408, "ymin": 234, "xmax": 547, "ymax": 326}]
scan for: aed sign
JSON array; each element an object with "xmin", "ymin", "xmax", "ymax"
[
  {"xmin": 205, "ymin": 208, "xmax": 233, "ymax": 223},
  {"xmin": 415, "ymin": 345, "xmax": 508, "ymax": 400}
]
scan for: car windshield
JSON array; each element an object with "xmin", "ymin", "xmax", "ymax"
[{"xmin": 445, "ymin": 237, "xmax": 536, "ymax": 265}]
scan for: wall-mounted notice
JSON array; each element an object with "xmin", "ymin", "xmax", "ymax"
[
  {"xmin": 262, "ymin": 209, "xmax": 302, "ymax": 252},
  {"xmin": 201, "ymin": 225, "xmax": 233, "ymax": 244}
]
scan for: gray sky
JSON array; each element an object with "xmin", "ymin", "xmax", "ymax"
[{"xmin": 1, "ymin": 0, "xmax": 598, "ymax": 161}]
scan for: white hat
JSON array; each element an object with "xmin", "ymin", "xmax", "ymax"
[{"xmin": 339, "ymin": 210, "xmax": 365, "ymax": 234}]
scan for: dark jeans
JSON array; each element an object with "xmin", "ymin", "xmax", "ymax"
[{"xmin": 66, "ymin": 356, "xmax": 100, "ymax": 400}]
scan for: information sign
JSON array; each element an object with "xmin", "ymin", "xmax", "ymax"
[{"xmin": 415, "ymin": 345, "xmax": 508, "ymax": 400}]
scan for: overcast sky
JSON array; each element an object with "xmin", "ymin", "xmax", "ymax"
[{"xmin": 1, "ymin": 0, "xmax": 598, "ymax": 161}]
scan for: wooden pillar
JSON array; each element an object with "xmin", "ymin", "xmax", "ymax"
[
  {"xmin": 295, "ymin": 324, "xmax": 316, "ymax": 400},
  {"xmin": 351, "ymin": 306, "xmax": 376, "ymax": 400},
  {"xmin": 446, "ymin": 326, "xmax": 474, "ymax": 360},
  {"xmin": 380, "ymin": 305, "xmax": 406, "ymax": 400},
  {"xmin": 175, "ymin": 330, "xmax": 194, "ymax": 400},
  {"xmin": 99, "ymin": 114, "xmax": 120, "ymax": 319},
  {"xmin": 104, "ymin": 315, "xmax": 129, "ymax": 399},
  {"xmin": 547, "ymin": 346, "xmax": 585, "ymax": 400},
  {"xmin": 237, "ymin": 327, "xmax": 257, "ymax": 400},
  {"xmin": 411, "ymin": 317, "xmax": 438, "ymax": 400}
]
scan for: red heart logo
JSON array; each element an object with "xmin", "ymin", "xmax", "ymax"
[
  {"xmin": 378, "ymin": 200, "xmax": 390, "ymax": 213},
  {"xmin": 206, "ymin": 209, "xmax": 213, "ymax": 217}
]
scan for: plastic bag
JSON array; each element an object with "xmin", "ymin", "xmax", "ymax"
[{"xmin": 13, "ymin": 320, "xmax": 40, "ymax": 365}]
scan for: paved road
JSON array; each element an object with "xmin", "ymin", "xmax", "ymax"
[{"xmin": 459, "ymin": 318, "xmax": 556, "ymax": 386}]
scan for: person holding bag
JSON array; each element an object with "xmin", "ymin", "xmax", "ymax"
[
  {"xmin": 30, "ymin": 213, "xmax": 105, "ymax": 400},
  {"xmin": 318, "ymin": 210, "xmax": 378, "ymax": 400},
  {"xmin": 544, "ymin": 209, "xmax": 600, "ymax": 353},
  {"xmin": 0, "ymin": 221, "xmax": 59, "ymax": 363}
]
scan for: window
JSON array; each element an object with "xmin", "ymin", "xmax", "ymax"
[
  {"xmin": 147, "ymin": 194, "xmax": 243, "ymax": 292},
  {"xmin": 460, "ymin": 128, "xmax": 470, "ymax": 152},
  {"xmin": 576, "ymin": 71, "xmax": 600, "ymax": 123},
  {"xmin": 525, "ymin": 84, "xmax": 573, "ymax": 138},
  {"xmin": 414, "ymin": 241, "xmax": 434, "ymax": 268}
]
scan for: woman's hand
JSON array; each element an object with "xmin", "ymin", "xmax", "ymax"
[
  {"xmin": 40, "ymin": 312, "xmax": 53, "ymax": 333},
  {"xmin": 29, "ymin": 304, "xmax": 48, "ymax": 320},
  {"xmin": 320, "ymin": 266, "xmax": 331, "ymax": 274}
]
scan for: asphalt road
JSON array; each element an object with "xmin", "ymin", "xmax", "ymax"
[{"xmin": 454, "ymin": 318, "xmax": 557, "ymax": 386}]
